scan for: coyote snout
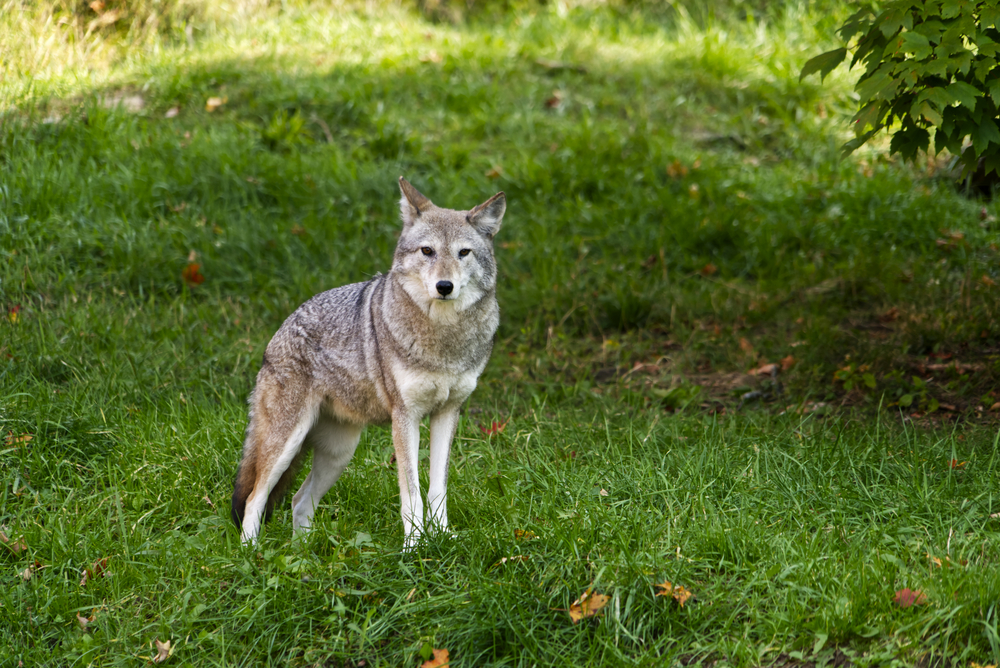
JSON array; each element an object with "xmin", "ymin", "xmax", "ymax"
[{"xmin": 231, "ymin": 177, "xmax": 506, "ymax": 548}]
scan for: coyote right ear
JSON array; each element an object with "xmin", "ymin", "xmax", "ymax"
[
  {"xmin": 398, "ymin": 177, "xmax": 432, "ymax": 226},
  {"xmin": 468, "ymin": 192, "xmax": 505, "ymax": 238}
]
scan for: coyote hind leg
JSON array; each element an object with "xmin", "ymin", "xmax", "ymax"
[
  {"xmin": 291, "ymin": 417, "xmax": 363, "ymax": 534},
  {"xmin": 239, "ymin": 401, "xmax": 319, "ymax": 545}
]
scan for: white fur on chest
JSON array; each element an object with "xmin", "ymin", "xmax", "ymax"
[{"xmin": 393, "ymin": 363, "xmax": 481, "ymax": 416}]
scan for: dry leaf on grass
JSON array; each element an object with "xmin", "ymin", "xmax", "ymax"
[
  {"xmin": 893, "ymin": 588, "xmax": 927, "ymax": 608},
  {"xmin": 0, "ymin": 529, "xmax": 27, "ymax": 554},
  {"xmin": 153, "ymin": 639, "xmax": 172, "ymax": 663},
  {"xmin": 654, "ymin": 581, "xmax": 693, "ymax": 607},
  {"xmin": 80, "ymin": 557, "xmax": 109, "ymax": 586},
  {"xmin": 480, "ymin": 420, "xmax": 507, "ymax": 436},
  {"xmin": 20, "ymin": 566, "xmax": 33, "ymax": 581},
  {"xmin": 514, "ymin": 529, "xmax": 537, "ymax": 541},
  {"xmin": 494, "ymin": 555, "xmax": 530, "ymax": 567},
  {"xmin": 568, "ymin": 589, "xmax": 610, "ymax": 623},
  {"xmin": 780, "ymin": 355, "xmax": 796, "ymax": 371},
  {"xmin": 751, "ymin": 362, "xmax": 778, "ymax": 376},
  {"xmin": 205, "ymin": 96, "xmax": 227, "ymax": 112},
  {"xmin": 4, "ymin": 432, "xmax": 32, "ymax": 445},
  {"xmin": 181, "ymin": 263, "xmax": 205, "ymax": 286},
  {"xmin": 76, "ymin": 612, "xmax": 94, "ymax": 631},
  {"xmin": 420, "ymin": 648, "xmax": 450, "ymax": 668}
]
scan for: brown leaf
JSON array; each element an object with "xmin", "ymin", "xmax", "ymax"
[
  {"xmin": 654, "ymin": 581, "xmax": 693, "ymax": 607},
  {"xmin": 893, "ymin": 588, "xmax": 927, "ymax": 608},
  {"xmin": 927, "ymin": 553, "xmax": 942, "ymax": 568},
  {"xmin": 544, "ymin": 91, "xmax": 563, "ymax": 108},
  {"xmin": 568, "ymin": 589, "xmax": 609, "ymax": 623},
  {"xmin": 880, "ymin": 307, "xmax": 900, "ymax": 322},
  {"xmin": 780, "ymin": 355, "xmax": 796, "ymax": 372},
  {"xmin": 666, "ymin": 160, "xmax": 689, "ymax": 179},
  {"xmin": 181, "ymin": 263, "xmax": 205, "ymax": 286},
  {"xmin": 949, "ymin": 459, "xmax": 967, "ymax": 469},
  {"xmin": 751, "ymin": 362, "xmax": 778, "ymax": 376},
  {"xmin": 76, "ymin": 612, "xmax": 94, "ymax": 631},
  {"xmin": 421, "ymin": 648, "xmax": 450, "ymax": 668},
  {"xmin": 480, "ymin": 420, "xmax": 507, "ymax": 436},
  {"xmin": 205, "ymin": 96, "xmax": 227, "ymax": 112},
  {"xmin": 700, "ymin": 262, "xmax": 717, "ymax": 277},
  {"xmin": 0, "ymin": 529, "xmax": 27, "ymax": 554},
  {"xmin": 89, "ymin": 0, "xmax": 105, "ymax": 11},
  {"xmin": 981, "ymin": 274, "xmax": 996, "ymax": 287},
  {"xmin": 290, "ymin": 224, "xmax": 306, "ymax": 236},
  {"xmin": 20, "ymin": 566, "xmax": 32, "ymax": 581},
  {"xmin": 514, "ymin": 529, "xmax": 537, "ymax": 541},
  {"xmin": 738, "ymin": 339, "xmax": 755, "ymax": 357},
  {"xmin": 153, "ymin": 639, "xmax": 172, "ymax": 663},
  {"xmin": 485, "ymin": 166, "xmax": 503, "ymax": 179},
  {"xmin": 4, "ymin": 432, "xmax": 32, "ymax": 446}
]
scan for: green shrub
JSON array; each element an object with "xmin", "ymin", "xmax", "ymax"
[{"xmin": 802, "ymin": 1, "xmax": 1000, "ymax": 175}]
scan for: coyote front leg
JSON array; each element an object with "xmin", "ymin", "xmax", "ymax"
[
  {"xmin": 427, "ymin": 405, "xmax": 460, "ymax": 532},
  {"xmin": 392, "ymin": 410, "xmax": 423, "ymax": 548}
]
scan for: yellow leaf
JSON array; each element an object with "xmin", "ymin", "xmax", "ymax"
[
  {"xmin": 655, "ymin": 581, "xmax": 693, "ymax": 607},
  {"xmin": 514, "ymin": 529, "xmax": 537, "ymax": 541},
  {"xmin": 421, "ymin": 648, "xmax": 450, "ymax": 668},
  {"xmin": 205, "ymin": 96, "xmax": 227, "ymax": 112},
  {"xmin": 568, "ymin": 589, "xmax": 609, "ymax": 623}
]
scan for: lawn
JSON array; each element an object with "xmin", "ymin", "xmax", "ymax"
[{"xmin": 2, "ymin": 1, "xmax": 1000, "ymax": 665}]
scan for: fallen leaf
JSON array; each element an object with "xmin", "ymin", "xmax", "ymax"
[
  {"xmin": 169, "ymin": 201, "xmax": 187, "ymax": 213},
  {"xmin": 419, "ymin": 51, "xmax": 443, "ymax": 63},
  {"xmin": 514, "ymin": 529, "xmax": 537, "ymax": 541},
  {"xmin": 599, "ymin": 488, "xmax": 609, "ymax": 497},
  {"xmin": 480, "ymin": 420, "xmax": 507, "ymax": 436},
  {"xmin": 893, "ymin": 588, "xmax": 927, "ymax": 608},
  {"xmin": 751, "ymin": 362, "xmax": 778, "ymax": 376},
  {"xmin": 165, "ymin": 106, "xmax": 180, "ymax": 118},
  {"xmin": 544, "ymin": 91, "xmax": 563, "ymax": 108},
  {"xmin": 203, "ymin": 495, "xmax": 215, "ymax": 509},
  {"xmin": 927, "ymin": 553, "xmax": 942, "ymax": 568},
  {"xmin": 485, "ymin": 166, "xmax": 503, "ymax": 179},
  {"xmin": 568, "ymin": 589, "xmax": 609, "ymax": 623},
  {"xmin": 205, "ymin": 96, "xmax": 227, "ymax": 112},
  {"xmin": 980, "ymin": 275, "xmax": 996, "ymax": 287},
  {"xmin": 0, "ymin": 530, "xmax": 27, "ymax": 554},
  {"xmin": 780, "ymin": 355, "xmax": 796, "ymax": 371},
  {"xmin": 154, "ymin": 638, "xmax": 172, "ymax": 663},
  {"xmin": 76, "ymin": 612, "xmax": 94, "ymax": 631},
  {"xmin": 89, "ymin": 0, "xmax": 105, "ymax": 10},
  {"xmin": 700, "ymin": 262, "xmax": 717, "ymax": 277},
  {"xmin": 666, "ymin": 160, "xmax": 689, "ymax": 179},
  {"xmin": 290, "ymin": 224, "xmax": 306, "ymax": 236},
  {"xmin": 654, "ymin": 581, "xmax": 693, "ymax": 607},
  {"xmin": 4, "ymin": 432, "xmax": 32, "ymax": 446},
  {"xmin": 8, "ymin": 304, "xmax": 21, "ymax": 323},
  {"xmin": 949, "ymin": 459, "xmax": 966, "ymax": 469},
  {"xmin": 992, "ymin": 402, "xmax": 1000, "ymax": 411},
  {"xmin": 182, "ymin": 263, "xmax": 205, "ymax": 286},
  {"xmin": 420, "ymin": 648, "xmax": 450, "ymax": 668},
  {"xmin": 20, "ymin": 566, "xmax": 32, "ymax": 581}
]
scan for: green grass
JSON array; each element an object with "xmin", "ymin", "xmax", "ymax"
[{"xmin": 2, "ymin": 1, "xmax": 1000, "ymax": 665}]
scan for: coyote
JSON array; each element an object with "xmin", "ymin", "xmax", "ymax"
[{"xmin": 231, "ymin": 177, "xmax": 506, "ymax": 547}]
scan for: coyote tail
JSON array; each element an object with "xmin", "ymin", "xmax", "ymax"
[{"xmin": 231, "ymin": 430, "xmax": 308, "ymax": 530}]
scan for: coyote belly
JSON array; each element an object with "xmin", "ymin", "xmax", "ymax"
[{"xmin": 231, "ymin": 177, "xmax": 506, "ymax": 547}]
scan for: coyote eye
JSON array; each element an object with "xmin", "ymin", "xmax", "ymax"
[
  {"xmin": 421, "ymin": 247, "xmax": 434, "ymax": 256},
  {"xmin": 458, "ymin": 249, "xmax": 471, "ymax": 257}
]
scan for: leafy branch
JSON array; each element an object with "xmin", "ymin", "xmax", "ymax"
[{"xmin": 802, "ymin": 1, "xmax": 1000, "ymax": 175}]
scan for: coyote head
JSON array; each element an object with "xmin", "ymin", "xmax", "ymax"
[{"xmin": 392, "ymin": 177, "xmax": 505, "ymax": 314}]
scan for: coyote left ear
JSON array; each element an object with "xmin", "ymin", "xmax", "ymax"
[
  {"xmin": 399, "ymin": 176, "xmax": 432, "ymax": 226},
  {"xmin": 467, "ymin": 192, "xmax": 505, "ymax": 238}
]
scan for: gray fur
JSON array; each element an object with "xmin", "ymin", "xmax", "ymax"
[{"xmin": 231, "ymin": 177, "xmax": 505, "ymax": 547}]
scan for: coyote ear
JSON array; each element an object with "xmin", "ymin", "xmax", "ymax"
[
  {"xmin": 467, "ymin": 192, "xmax": 505, "ymax": 238},
  {"xmin": 398, "ymin": 176, "xmax": 432, "ymax": 226}
]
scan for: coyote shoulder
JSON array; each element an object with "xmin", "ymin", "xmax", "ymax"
[{"xmin": 231, "ymin": 177, "xmax": 506, "ymax": 547}]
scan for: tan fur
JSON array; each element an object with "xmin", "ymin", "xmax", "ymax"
[{"xmin": 231, "ymin": 177, "xmax": 506, "ymax": 547}]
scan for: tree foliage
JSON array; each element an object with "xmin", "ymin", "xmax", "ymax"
[{"xmin": 803, "ymin": 1, "xmax": 1000, "ymax": 175}]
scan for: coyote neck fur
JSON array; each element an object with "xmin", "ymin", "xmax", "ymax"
[{"xmin": 378, "ymin": 271, "xmax": 498, "ymax": 373}]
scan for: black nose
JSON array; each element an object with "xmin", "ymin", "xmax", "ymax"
[{"xmin": 436, "ymin": 281, "xmax": 453, "ymax": 296}]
